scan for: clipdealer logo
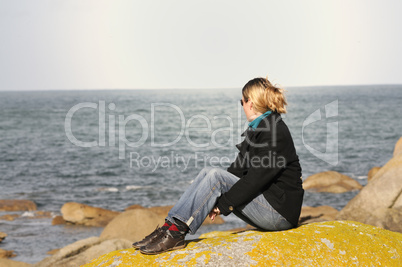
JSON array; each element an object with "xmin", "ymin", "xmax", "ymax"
[
  {"xmin": 302, "ymin": 100, "xmax": 339, "ymax": 166},
  {"xmin": 64, "ymin": 99, "xmax": 340, "ymax": 167},
  {"xmin": 64, "ymin": 101, "xmax": 246, "ymax": 159}
]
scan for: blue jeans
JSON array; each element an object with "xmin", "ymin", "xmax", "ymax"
[{"xmin": 167, "ymin": 167, "xmax": 293, "ymax": 234}]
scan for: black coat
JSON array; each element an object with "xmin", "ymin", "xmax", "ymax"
[{"xmin": 216, "ymin": 112, "xmax": 304, "ymax": 227}]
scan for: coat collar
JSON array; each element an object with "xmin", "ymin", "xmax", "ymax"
[
  {"xmin": 240, "ymin": 112, "xmax": 282, "ymax": 137},
  {"xmin": 237, "ymin": 112, "xmax": 282, "ymax": 151}
]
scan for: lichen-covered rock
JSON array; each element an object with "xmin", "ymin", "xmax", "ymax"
[
  {"xmin": 83, "ymin": 221, "xmax": 402, "ymax": 266},
  {"xmin": 302, "ymin": 171, "xmax": 362, "ymax": 193}
]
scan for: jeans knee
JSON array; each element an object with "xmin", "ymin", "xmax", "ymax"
[
  {"xmin": 200, "ymin": 166, "xmax": 214, "ymax": 175},
  {"xmin": 200, "ymin": 167, "xmax": 221, "ymax": 178},
  {"xmin": 197, "ymin": 167, "xmax": 228, "ymax": 189},
  {"xmin": 206, "ymin": 167, "xmax": 223, "ymax": 177},
  {"xmin": 204, "ymin": 167, "xmax": 223, "ymax": 184}
]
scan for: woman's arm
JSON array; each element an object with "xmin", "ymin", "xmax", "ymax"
[
  {"xmin": 208, "ymin": 207, "xmax": 221, "ymax": 221},
  {"xmin": 217, "ymin": 118, "xmax": 296, "ymax": 215}
]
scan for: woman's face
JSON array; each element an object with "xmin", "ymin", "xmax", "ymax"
[{"xmin": 242, "ymin": 96, "xmax": 254, "ymax": 122}]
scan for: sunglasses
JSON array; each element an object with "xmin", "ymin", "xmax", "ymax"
[{"xmin": 240, "ymin": 98, "xmax": 248, "ymax": 106}]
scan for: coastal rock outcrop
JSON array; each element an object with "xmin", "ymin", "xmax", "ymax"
[
  {"xmin": 302, "ymin": 171, "xmax": 362, "ymax": 193},
  {"xmin": 0, "ymin": 258, "xmax": 31, "ymax": 267},
  {"xmin": 83, "ymin": 221, "xmax": 402, "ymax": 266},
  {"xmin": 100, "ymin": 209, "xmax": 164, "ymax": 241},
  {"xmin": 337, "ymin": 139, "xmax": 402, "ymax": 232},
  {"xmin": 51, "ymin": 216, "xmax": 66, "ymax": 225},
  {"xmin": 61, "ymin": 202, "xmax": 120, "ymax": 227},
  {"xmin": 0, "ymin": 214, "xmax": 20, "ymax": 221},
  {"xmin": 0, "ymin": 200, "xmax": 37, "ymax": 212},
  {"xmin": 0, "ymin": 248, "xmax": 16, "ymax": 258},
  {"xmin": 125, "ymin": 204, "xmax": 225, "ymax": 225},
  {"xmin": 0, "ymin": 211, "xmax": 52, "ymax": 222},
  {"xmin": 367, "ymin": 166, "xmax": 381, "ymax": 181},
  {"xmin": 0, "ymin": 232, "xmax": 6, "ymax": 242},
  {"xmin": 298, "ymin": 205, "xmax": 339, "ymax": 224},
  {"xmin": 33, "ymin": 236, "xmax": 131, "ymax": 267},
  {"xmin": 393, "ymin": 136, "xmax": 402, "ymax": 157}
]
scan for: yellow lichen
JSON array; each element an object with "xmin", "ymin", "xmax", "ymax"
[
  {"xmin": 83, "ymin": 221, "xmax": 402, "ymax": 267},
  {"xmin": 247, "ymin": 221, "xmax": 402, "ymax": 266}
]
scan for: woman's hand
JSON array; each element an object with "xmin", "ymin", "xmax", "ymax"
[{"xmin": 209, "ymin": 207, "xmax": 221, "ymax": 221}]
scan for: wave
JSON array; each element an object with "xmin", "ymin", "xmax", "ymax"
[
  {"xmin": 125, "ymin": 185, "xmax": 147, "ymax": 191},
  {"xmin": 21, "ymin": 211, "xmax": 35, "ymax": 217},
  {"xmin": 356, "ymin": 175, "xmax": 368, "ymax": 180},
  {"xmin": 97, "ymin": 187, "xmax": 119, "ymax": 192}
]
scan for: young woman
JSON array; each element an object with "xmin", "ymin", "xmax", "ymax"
[{"xmin": 133, "ymin": 77, "xmax": 304, "ymax": 255}]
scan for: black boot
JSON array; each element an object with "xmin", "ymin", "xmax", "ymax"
[
  {"xmin": 140, "ymin": 219, "xmax": 189, "ymax": 255},
  {"xmin": 132, "ymin": 220, "xmax": 172, "ymax": 249}
]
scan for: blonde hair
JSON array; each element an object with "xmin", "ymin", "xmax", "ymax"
[{"xmin": 242, "ymin": 77, "xmax": 287, "ymax": 114}]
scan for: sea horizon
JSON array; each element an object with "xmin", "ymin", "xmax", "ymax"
[
  {"xmin": 1, "ymin": 84, "xmax": 401, "ymax": 263},
  {"xmin": 1, "ymin": 83, "xmax": 401, "ymax": 92}
]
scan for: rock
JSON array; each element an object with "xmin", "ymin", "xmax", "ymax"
[
  {"xmin": 30, "ymin": 211, "xmax": 53, "ymax": 219},
  {"xmin": 46, "ymin": 249, "xmax": 60, "ymax": 255},
  {"xmin": 383, "ymin": 207, "xmax": 402, "ymax": 232},
  {"xmin": 0, "ymin": 200, "xmax": 37, "ymax": 212},
  {"xmin": 33, "ymin": 236, "xmax": 131, "ymax": 267},
  {"xmin": 359, "ymin": 207, "xmax": 402, "ymax": 233},
  {"xmin": 0, "ymin": 232, "xmax": 7, "ymax": 242},
  {"xmin": 299, "ymin": 205, "xmax": 339, "ymax": 224},
  {"xmin": 367, "ymin": 166, "xmax": 381, "ymax": 182},
  {"xmin": 203, "ymin": 214, "xmax": 225, "ymax": 225},
  {"xmin": 0, "ymin": 258, "xmax": 31, "ymax": 267},
  {"xmin": 0, "ymin": 248, "xmax": 16, "ymax": 258},
  {"xmin": 393, "ymin": 137, "xmax": 402, "ymax": 157},
  {"xmin": 394, "ymin": 189, "xmax": 402, "ymax": 208},
  {"xmin": 124, "ymin": 204, "xmax": 145, "ymax": 211},
  {"xmin": 51, "ymin": 216, "xmax": 66, "ymax": 225},
  {"xmin": 0, "ymin": 214, "xmax": 20, "ymax": 221},
  {"xmin": 303, "ymin": 171, "xmax": 362, "ymax": 193},
  {"xmin": 61, "ymin": 202, "xmax": 120, "ymax": 227},
  {"xmin": 227, "ymin": 224, "xmax": 256, "ymax": 232},
  {"xmin": 83, "ymin": 221, "xmax": 402, "ymax": 266},
  {"xmin": 337, "ymin": 153, "xmax": 402, "ymax": 232},
  {"xmin": 19, "ymin": 211, "xmax": 53, "ymax": 220},
  {"xmin": 147, "ymin": 205, "xmax": 173, "ymax": 218},
  {"xmin": 100, "ymin": 209, "xmax": 164, "ymax": 241},
  {"xmin": 35, "ymin": 236, "xmax": 101, "ymax": 266},
  {"xmin": 126, "ymin": 204, "xmax": 225, "ymax": 225},
  {"xmin": 1, "ymin": 211, "xmax": 52, "ymax": 221}
]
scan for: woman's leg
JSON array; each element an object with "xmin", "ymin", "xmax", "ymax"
[
  {"xmin": 140, "ymin": 167, "xmax": 292, "ymax": 254},
  {"xmin": 235, "ymin": 193, "xmax": 293, "ymax": 231},
  {"xmin": 140, "ymin": 167, "xmax": 240, "ymax": 254},
  {"xmin": 166, "ymin": 167, "xmax": 240, "ymax": 234}
]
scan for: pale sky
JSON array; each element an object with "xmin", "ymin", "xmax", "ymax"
[{"xmin": 1, "ymin": 0, "xmax": 401, "ymax": 90}]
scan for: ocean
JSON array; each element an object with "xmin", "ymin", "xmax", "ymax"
[{"xmin": 1, "ymin": 85, "xmax": 401, "ymax": 264}]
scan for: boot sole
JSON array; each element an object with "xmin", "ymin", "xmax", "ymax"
[
  {"xmin": 140, "ymin": 243, "xmax": 186, "ymax": 255},
  {"xmin": 132, "ymin": 230, "xmax": 166, "ymax": 249}
]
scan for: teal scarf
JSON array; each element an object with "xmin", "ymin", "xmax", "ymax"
[{"xmin": 248, "ymin": 110, "xmax": 272, "ymax": 130}]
